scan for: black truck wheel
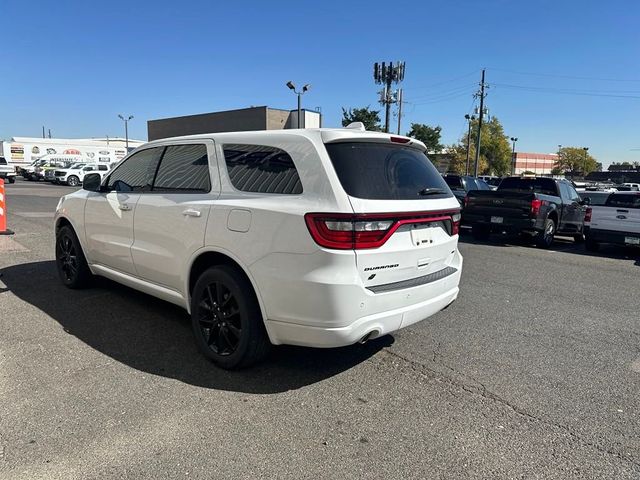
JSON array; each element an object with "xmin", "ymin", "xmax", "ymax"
[{"xmin": 536, "ymin": 218, "xmax": 556, "ymax": 249}]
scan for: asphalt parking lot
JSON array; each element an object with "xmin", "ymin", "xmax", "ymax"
[{"xmin": 1, "ymin": 179, "xmax": 639, "ymax": 479}]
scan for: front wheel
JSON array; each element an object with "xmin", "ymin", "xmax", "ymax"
[
  {"xmin": 55, "ymin": 225, "xmax": 93, "ymax": 288},
  {"xmin": 67, "ymin": 175, "xmax": 80, "ymax": 187},
  {"xmin": 7, "ymin": 176, "xmax": 15, "ymax": 184},
  {"xmin": 191, "ymin": 265, "xmax": 270, "ymax": 369},
  {"xmin": 536, "ymin": 218, "xmax": 556, "ymax": 249}
]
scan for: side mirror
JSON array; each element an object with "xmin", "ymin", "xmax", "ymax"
[
  {"xmin": 581, "ymin": 197, "xmax": 591, "ymax": 206},
  {"xmin": 83, "ymin": 173, "xmax": 102, "ymax": 192}
]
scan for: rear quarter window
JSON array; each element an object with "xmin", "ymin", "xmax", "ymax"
[{"xmin": 325, "ymin": 142, "xmax": 452, "ymax": 200}]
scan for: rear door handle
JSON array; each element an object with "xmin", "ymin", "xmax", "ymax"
[
  {"xmin": 182, "ymin": 209, "xmax": 202, "ymax": 218},
  {"xmin": 118, "ymin": 204, "xmax": 131, "ymax": 211}
]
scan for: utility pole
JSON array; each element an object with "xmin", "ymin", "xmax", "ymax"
[
  {"xmin": 583, "ymin": 147, "xmax": 589, "ymax": 176},
  {"xmin": 374, "ymin": 61, "xmax": 405, "ymax": 133},
  {"xmin": 473, "ymin": 69, "xmax": 487, "ymax": 178},
  {"xmin": 396, "ymin": 88, "xmax": 403, "ymax": 135},
  {"xmin": 42, "ymin": 126, "xmax": 45, "ymax": 139},
  {"xmin": 464, "ymin": 114, "xmax": 475, "ymax": 175},
  {"xmin": 48, "ymin": 129, "xmax": 51, "ymax": 139}
]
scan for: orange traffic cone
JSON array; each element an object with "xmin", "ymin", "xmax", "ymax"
[{"xmin": 0, "ymin": 178, "xmax": 14, "ymax": 235}]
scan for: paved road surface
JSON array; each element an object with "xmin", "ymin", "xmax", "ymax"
[{"xmin": 1, "ymin": 179, "xmax": 639, "ymax": 479}]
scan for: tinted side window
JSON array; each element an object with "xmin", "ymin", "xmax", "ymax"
[
  {"xmin": 223, "ymin": 144, "xmax": 302, "ymax": 194},
  {"xmin": 558, "ymin": 182, "xmax": 570, "ymax": 201},
  {"xmin": 108, "ymin": 147, "xmax": 163, "ymax": 192},
  {"xmin": 444, "ymin": 176, "xmax": 463, "ymax": 190},
  {"xmin": 153, "ymin": 144, "xmax": 210, "ymax": 193},
  {"xmin": 567, "ymin": 184, "xmax": 581, "ymax": 201}
]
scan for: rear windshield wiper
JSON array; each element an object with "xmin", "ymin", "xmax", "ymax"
[{"xmin": 418, "ymin": 188, "xmax": 446, "ymax": 196}]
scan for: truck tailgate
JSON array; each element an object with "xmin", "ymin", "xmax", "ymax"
[{"xmin": 465, "ymin": 191, "xmax": 535, "ymax": 219}]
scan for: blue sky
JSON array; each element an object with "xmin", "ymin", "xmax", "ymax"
[{"xmin": 3, "ymin": 0, "xmax": 639, "ymax": 166}]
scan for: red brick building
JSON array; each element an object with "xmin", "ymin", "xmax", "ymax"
[{"xmin": 513, "ymin": 152, "xmax": 558, "ymax": 175}]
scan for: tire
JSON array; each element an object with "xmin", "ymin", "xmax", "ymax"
[
  {"xmin": 67, "ymin": 175, "xmax": 80, "ymax": 187},
  {"xmin": 191, "ymin": 265, "xmax": 270, "ymax": 369},
  {"xmin": 472, "ymin": 225, "xmax": 490, "ymax": 241},
  {"xmin": 585, "ymin": 236, "xmax": 600, "ymax": 252},
  {"xmin": 573, "ymin": 233, "xmax": 584, "ymax": 243},
  {"xmin": 536, "ymin": 218, "xmax": 556, "ymax": 249},
  {"xmin": 55, "ymin": 225, "xmax": 93, "ymax": 289},
  {"xmin": 7, "ymin": 176, "xmax": 15, "ymax": 184}
]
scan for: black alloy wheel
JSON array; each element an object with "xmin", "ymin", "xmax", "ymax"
[
  {"xmin": 55, "ymin": 225, "xmax": 92, "ymax": 289},
  {"xmin": 191, "ymin": 265, "xmax": 270, "ymax": 369},
  {"xmin": 196, "ymin": 281, "xmax": 242, "ymax": 356},
  {"xmin": 536, "ymin": 218, "xmax": 556, "ymax": 249}
]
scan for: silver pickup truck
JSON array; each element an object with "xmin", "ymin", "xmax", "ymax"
[
  {"xmin": 0, "ymin": 157, "xmax": 16, "ymax": 184},
  {"xmin": 584, "ymin": 192, "xmax": 640, "ymax": 251}
]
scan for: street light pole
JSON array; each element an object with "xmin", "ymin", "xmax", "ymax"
[
  {"xmin": 118, "ymin": 114, "xmax": 134, "ymax": 150},
  {"xmin": 510, "ymin": 137, "xmax": 518, "ymax": 175},
  {"xmin": 286, "ymin": 81, "xmax": 311, "ymax": 128},
  {"xmin": 583, "ymin": 147, "xmax": 589, "ymax": 176},
  {"xmin": 464, "ymin": 114, "xmax": 475, "ymax": 175}
]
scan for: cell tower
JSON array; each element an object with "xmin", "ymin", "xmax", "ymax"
[{"xmin": 374, "ymin": 61, "xmax": 405, "ymax": 133}]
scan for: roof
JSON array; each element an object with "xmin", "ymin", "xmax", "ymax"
[{"xmin": 143, "ymin": 127, "xmax": 427, "ymax": 151}]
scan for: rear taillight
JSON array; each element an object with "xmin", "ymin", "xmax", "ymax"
[
  {"xmin": 451, "ymin": 213, "xmax": 461, "ymax": 236},
  {"xmin": 531, "ymin": 199, "xmax": 543, "ymax": 217},
  {"xmin": 584, "ymin": 207, "xmax": 592, "ymax": 223},
  {"xmin": 305, "ymin": 210, "xmax": 461, "ymax": 250}
]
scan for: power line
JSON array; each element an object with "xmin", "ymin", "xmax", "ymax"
[
  {"xmin": 493, "ymin": 82, "xmax": 640, "ymax": 99},
  {"xmin": 488, "ymin": 67, "xmax": 640, "ymax": 83},
  {"xmin": 408, "ymin": 90, "xmax": 475, "ymax": 106},
  {"xmin": 401, "ymin": 70, "xmax": 479, "ymax": 91},
  {"xmin": 404, "ymin": 83, "xmax": 478, "ymax": 102}
]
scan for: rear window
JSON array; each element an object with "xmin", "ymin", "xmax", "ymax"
[
  {"xmin": 0, "ymin": 158, "xmax": 6, "ymax": 165},
  {"xmin": 579, "ymin": 192, "xmax": 610, "ymax": 206},
  {"xmin": 606, "ymin": 193, "xmax": 640, "ymax": 209},
  {"xmin": 325, "ymin": 142, "xmax": 452, "ymax": 200},
  {"xmin": 498, "ymin": 177, "xmax": 558, "ymax": 196}
]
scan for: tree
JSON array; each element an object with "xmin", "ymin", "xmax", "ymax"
[
  {"xmin": 406, "ymin": 123, "xmax": 443, "ymax": 153},
  {"xmin": 554, "ymin": 147, "xmax": 598, "ymax": 174},
  {"xmin": 446, "ymin": 143, "xmax": 488, "ymax": 175},
  {"xmin": 453, "ymin": 116, "xmax": 510, "ymax": 175},
  {"xmin": 341, "ymin": 106, "xmax": 382, "ymax": 131}
]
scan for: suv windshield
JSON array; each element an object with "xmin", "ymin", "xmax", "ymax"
[
  {"xmin": 325, "ymin": 142, "xmax": 452, "ymax": 200},
  {"xmin": 498, "ymin": 177, "xmax": 558, "ymax": 196}
]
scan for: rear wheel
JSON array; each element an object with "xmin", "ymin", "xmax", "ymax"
[
  {"xmin": 7, "ymin": 176, "xmax": 15, "ymax": 184},
  {"xmin": 536, "ymin": 218, "xmax": 556, "ymax": 249},
  {"xmin": 67, "ymin": 175, "xmax": 80, "ymax": 187},
  {"xmin": 55, "ymin": 225, "xmax": 93, "ymax": 289},
  {"xmin": 573, "ymin": 233, "xmax": 584, "ymax": 243},
  {"xmin": 191, "ymin": 265, "xmax": 270, "ymax": 369}
]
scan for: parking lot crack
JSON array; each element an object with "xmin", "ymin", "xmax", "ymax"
[{"xmin": 380, "ymin": 348, "xmax": 640, "ymax": 470}]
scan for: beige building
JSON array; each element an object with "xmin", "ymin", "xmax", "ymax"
[{"xmin": 513, "ymin": 152, "xmax": 558, "ymax": 175}]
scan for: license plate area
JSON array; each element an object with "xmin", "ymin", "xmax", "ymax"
[
  {"xmin": 491, "ymin": 216, "xmax": 503, "ymax": 224},
  {"xmin": 624, "ymin": 236, "xmax": 639, "ymax": 245}
]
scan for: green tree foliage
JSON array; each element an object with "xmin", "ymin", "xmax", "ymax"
[
  {"xmin": 446, "ymin": 143, "xmax": 488, "ymax": 175},
  {"xmin": 406, "ymin": 123, "xmax": 443, "ymax": 153},
  {"xmin": 554, "ymin": 147, "xmax": 599, "ymax": 174},
  {"xmin": 455, "ymin": 116, "xmax": 511, "ymax": 175},
  {"xmin": 341, "ymin": 106, "xmax": 382, "ymax": 131}
]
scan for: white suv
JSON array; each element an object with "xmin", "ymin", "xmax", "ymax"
[
  {"xmin": 54, "ymin": 127, "xmax": 463, "ymax": 368},
  {"xmin": 54, "ymin": 163, "xmax": 111, "ymax": 186}
]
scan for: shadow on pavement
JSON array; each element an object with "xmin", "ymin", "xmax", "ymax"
[
  {"xmin": 459, "ymin": 229, "xmax": 640, "ymax": 264},
  {"xmin": 1, "ymin": 261, "xmax": 392, "ymax": 394}
]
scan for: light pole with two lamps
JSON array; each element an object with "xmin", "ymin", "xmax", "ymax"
[
  {"xmin": 118, "ymin": 114, "xmax": 134, "ymax": 150},
  {"xmin": 464, "ymin": 114, "xmax": 475, "ymax": 175},
  {"xmin": 286, "ymin": 81, "xmax": 311, "ymax": 129},
  {"xmin": 510, "ymin": 137, "xmax": 518, "ymax": 175}
]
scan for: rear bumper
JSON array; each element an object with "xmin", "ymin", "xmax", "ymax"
[
  {"xmin": 585, "ymin": 227, "xmax": 640, "ymax": 246},
  {"xmin": 463, "ymin": 213, "xmax": 538, "ymax": 232},
  {"xmin": 257, "ymin": 249, "xmax": 463, "ymax": 348}
]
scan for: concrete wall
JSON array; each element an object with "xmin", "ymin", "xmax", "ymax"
[
  {"xmin": 147, "ymin": 107, "xmax": 268, "ymax": 141},
  {"xmin": 266, "ymin": 109, "xmax": 291, "ymax": 130}
]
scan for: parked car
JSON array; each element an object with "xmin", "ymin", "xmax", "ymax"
[
  {"xmin": 0, "ymin": 157, "xmax": 16, "ymax": 184},
  {"xmin": 464, "ymin": 176, "xmax": 587, "ymax": 248},
  {"xmin": 54, "ymin": 163, "xmax": 111, "ymax": 186},
  {"xmin": 29, "ymin": 154, "xmax": 83, "ymax": 181},
  {"xmin": 584, "ymin": 192, "xmax": 640, "ymax": 251},
  {"xmin": 443, "ymin": 174, "xmax": 491, "ymax": 208},
  {"xmin": 54, "ymin": 128, "xmax": 463, "ymax": 369},
  {"xmin": 622, "ymin": 183, "xmax": 640, "ymax": 191}
]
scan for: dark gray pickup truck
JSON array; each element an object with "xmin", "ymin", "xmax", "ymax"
[{"xmin": 463, "ymin": 177, "xmax": 587, "ymax": 248}]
